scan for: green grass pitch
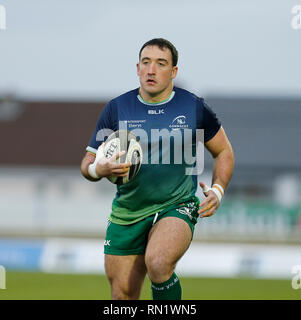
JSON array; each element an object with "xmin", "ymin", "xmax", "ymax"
[{"xmin": 0, "ymin": 271, "xmax": 300, "ymax": 300}]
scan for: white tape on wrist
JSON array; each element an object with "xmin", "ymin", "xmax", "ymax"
[
  {"xmin": 201, "ymin": 183, "xmax": 224, "ymax": 203},
  {"xmin": 88, "ymin": 162, "xmax": 100, "ymax": 179},
  {"xmin": 88, "ymin": 143, "xmax": 105, "ymax": 179},
  {"xmin": 212, "ymin": 183, "xmax": 224, "ymax": 202}
]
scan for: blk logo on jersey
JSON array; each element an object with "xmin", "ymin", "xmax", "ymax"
[
  {"xmin": 104, "ymin": 240, "xmax": 111, "ymax": 246},
  {"xmin": 148, "ymin": 109, "xmax": 164, "ymax": 115}
]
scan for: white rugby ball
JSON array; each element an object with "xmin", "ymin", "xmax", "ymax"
[{"xmin": 103, "ymin": 130, "xmax": 143, "ymax": 185}]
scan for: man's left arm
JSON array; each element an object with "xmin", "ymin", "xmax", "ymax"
[{"xmin": 198, "ymin": 126, "xmax": 235, "ymax": 218}]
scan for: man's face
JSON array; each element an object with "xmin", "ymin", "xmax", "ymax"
[{"xmin": 137, "ymin": 45, "xmax": 178, "ymax": 97}]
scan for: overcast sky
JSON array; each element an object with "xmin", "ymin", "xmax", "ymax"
[{"xmin": 0, "ymin": 0, "xmax": 300, "ymax": 100}]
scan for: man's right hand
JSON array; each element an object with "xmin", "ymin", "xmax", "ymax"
[
  {"xmin": 81, "ymin": 143, "xmax": 132, "ymax": 182},
  {"xmin": 95, "ymin": 149, "xmax": 132, "ymax": 178}
]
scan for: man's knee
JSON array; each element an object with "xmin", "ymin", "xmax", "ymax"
[{"xmin": 145, "ymin": 252, "xmax": 175, "ymax": 283}]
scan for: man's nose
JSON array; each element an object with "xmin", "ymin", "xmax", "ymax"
[{"xmin": 147, "ymin": 63, "xmax": 156, "ymax": 74}]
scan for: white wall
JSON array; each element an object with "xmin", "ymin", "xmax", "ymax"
[
  {"xmin": 2, "ymin": 236, "xmax": 300, "ymax": 279},
  {"xmin": 1, "ymin": 167, "xmax": 300, "ymax": 242}
]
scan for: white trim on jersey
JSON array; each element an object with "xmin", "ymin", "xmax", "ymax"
[
  {"xmin": 137, "ymin": 91, "xmax": 175, "ymax": 106},
  {"xmin": 86, "ymin": 146, "xmax": 97, "ymax": 154}
]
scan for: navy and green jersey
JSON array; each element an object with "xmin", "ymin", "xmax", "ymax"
[{"xmin": 86, "ymin": 86, "xmax": 221, "ymax": 225}]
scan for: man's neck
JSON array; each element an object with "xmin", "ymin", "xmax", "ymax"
[{"xmin": 139, "ymin": 84, "xmax": 174, "ymax": 104}]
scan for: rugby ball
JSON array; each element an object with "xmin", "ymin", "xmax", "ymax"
[{"xmin": 103, "ymin": 130, "xmax": 142, "ymax": 185}]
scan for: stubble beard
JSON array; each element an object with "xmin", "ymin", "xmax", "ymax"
[{"xmin": 140, "ymin": 80, "xmax": 172, "ymax": 99}]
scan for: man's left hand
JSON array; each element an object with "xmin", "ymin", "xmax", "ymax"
[{"xmin": 197, "ymin": 181, "xmax": 220, "ymax": 218}]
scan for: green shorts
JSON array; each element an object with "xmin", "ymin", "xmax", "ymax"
[{"xmin": 104, "ymin": 196, "xmax": 200, "ymax": 255}]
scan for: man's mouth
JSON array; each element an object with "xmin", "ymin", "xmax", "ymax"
[{"xmin": 146, "ymin": 79, "xmax": 156, "ymax": 84}]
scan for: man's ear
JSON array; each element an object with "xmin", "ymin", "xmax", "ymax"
[
  {"xmin": 136, "ymin": 63, "xmax": 140, "ymax": 76},
  {"xmin": 171, "ymin": 66, "xmax": 178, "ymax": 79}
]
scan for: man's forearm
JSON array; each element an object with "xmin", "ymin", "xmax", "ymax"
[
  {"xmin": 81, "ymin": 152, "xmax": 101, "ymax": 182},
  {"xmin": 211, "ymin": 148, "xmax": 234, "ymax": 190}
]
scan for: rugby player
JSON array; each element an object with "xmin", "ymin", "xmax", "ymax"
[{"xmin": 81, "ymin": 38, "xmax": 234, "ymax": 300}]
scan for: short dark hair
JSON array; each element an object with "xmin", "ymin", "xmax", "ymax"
[{"xmin": 139, "ymin": 38, "xmax": 178, "ymax": 66}]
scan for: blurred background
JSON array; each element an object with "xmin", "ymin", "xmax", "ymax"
[{"xmin": 0, "ymin": 0, "xmax": 301, "ymax": 299}]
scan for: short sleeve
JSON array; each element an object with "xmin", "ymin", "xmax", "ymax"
[
  {"xmin": 197, "ymin": 98, "xmax": 221, "ymax": 143},
  {"xmin": 86, "ymin": 101, "xmax": 118, "ymax": 154}
]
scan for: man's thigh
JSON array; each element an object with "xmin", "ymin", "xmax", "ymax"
[
  {"xmin": 145, "ymin": 216, "xmax": 192, "ymax": 269},
  {"xmin": 145, "ymin": 197, "xmax": 200, "ymax": 267}
]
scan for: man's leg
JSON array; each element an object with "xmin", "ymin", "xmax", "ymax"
[
  {"xmin": 105, "ymin": 254, "xmax": 147, "ymax": 300},
  {"xmin": 145, "ymin": 217, "xmax": 192, "ymax": 300}
]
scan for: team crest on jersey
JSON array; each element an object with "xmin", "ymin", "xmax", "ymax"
[{"xmin": 169, "ymin": 115, "xmax": 189, "ymax": 130}]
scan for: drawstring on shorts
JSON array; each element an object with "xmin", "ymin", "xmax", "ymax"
[{"xmin": 152, "ymin": 212, "xmax": 159, "ymax": 225}]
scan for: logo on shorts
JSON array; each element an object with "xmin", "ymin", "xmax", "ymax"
[
  {"xmin": 176, "ymin": 202, "xmax": 197, "ymax": 221},
  {"xmin": 176, "ymin": 207, "xmax": 193, "ymax": 220},
  {"xmin": 104, "ymin": 240, "xmax": 111, "ymax": 246}
]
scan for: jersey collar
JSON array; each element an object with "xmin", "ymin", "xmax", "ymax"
[{"xmin": 137, "ymin": 90, "xmax": 175, "ymax": 106}]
